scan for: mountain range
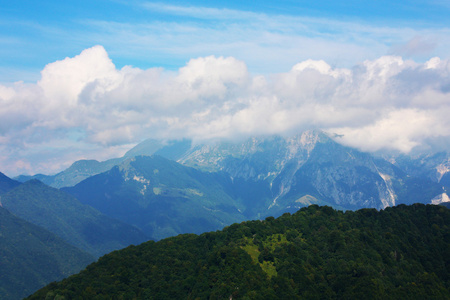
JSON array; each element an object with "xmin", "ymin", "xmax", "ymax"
[
  {"xmin": 12, "ymin": 130, "xmax": 450, "ymax": 241},
  {"xmin": 12, "ymin": 130, "xmax": 434, "ymax": 242},
  {"xmin": 16, "ymin": 131, "xmax": 450, "ymax": 211},
  {"xmin": 3, "ymin": 130, "xmax": 450, "ymax": 298}
]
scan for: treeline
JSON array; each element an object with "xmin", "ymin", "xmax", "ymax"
[{"xmin": 29, "ymin": 204, "xmax": 450, "ymax": 299}]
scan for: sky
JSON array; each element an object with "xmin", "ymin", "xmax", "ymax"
[{"xmin": 1, "ymin": 0, "xmax": 450, "ymax": 176}]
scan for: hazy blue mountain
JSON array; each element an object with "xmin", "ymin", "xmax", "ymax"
[
  {"xmin": 0, "ymin": 171, "xmax": 21, "ymax": 195},
  {"xmin": 441, "ymin": 172, "xmax": 450, "ymax": 188},
  {"xmin": 15, "ymin": 139, "xmax": 193, "ymax": 188},
  {"xmin": 1, "ymin": 180, "xmax": 148, "ymax": 257},
  {"xmin": 123, "ymin": 138, "xmax": 192, "ymax": 161},
  {"xmin": 63, "ymin": 155, "xmax": 247, "ymax": 240},
  {"xmin": 268, "ymin": 136, "xmax": 395, "ymax": 212},
  {"xmin": 15, "ymin": 158, "xmax": 123, "ymax": 188},
  {"xmin": 0, "ymin": 206, "xmax": 94, "ymax": 300},
  {"xmin": 14, "ymin": 173, "xmax": 50, "ymax": 185},
  {"xmin": 390, "ymin": 151, "xmax": 450, "ymax": 183}
]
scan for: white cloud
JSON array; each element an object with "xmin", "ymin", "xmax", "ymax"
[{"xmin": 1, "ymin": 46, "xmax": 450, "ymax": 176}]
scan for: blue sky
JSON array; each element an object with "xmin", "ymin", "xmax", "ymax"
[
  {"xmin": 1, "ymin": 1, "xmax": 450, "ymax": 176},
  {"xmin": 2, "ymin": 0, "xmax": 450, "ymax": 81}
]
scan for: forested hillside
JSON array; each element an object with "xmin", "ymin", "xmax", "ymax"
[
  {"xmin": 1, "ymin": 180, "xmax": 148, "ymax": 257},
  {"xmin": 30, "ymin": 204, "xmax": 450, "ymax": 299},
  {"xmin": 0, "ymin": 207, "xmax": 94, "ymax": 300}
]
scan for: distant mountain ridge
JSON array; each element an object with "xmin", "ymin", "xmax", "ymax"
[
  {"xmin": 1, "ymin": 170, "xmax": 152, "ymax": 299},
  {"xmin": 1, "ymin": 179, "xmax": 148, "ymax": 258},
  {"xmin": 63, "ymin": 155, "xmax": 248, "ymax": 240},
  {"xmin": 15, "ymin": 158, "xmax": 123, "ymax": 189}
]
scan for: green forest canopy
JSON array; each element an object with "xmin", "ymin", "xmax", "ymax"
[{"xmin": 30, "ymin": 204, "xmax": 450, "ymax": 299}]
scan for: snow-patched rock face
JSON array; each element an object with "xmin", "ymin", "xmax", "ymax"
[
  {"xmin": 431, "ymin": 192, "xmax": 450, "ymax": 205},
  {"xmin": 390, "ymin": 152, "xmax": 450, "ymax": 183},
  {"xmin": 177, "ymin": 130, "xmax": 404, "ymax": 210},
  {"xmin": 436, "ymin": 160, "xmax": 450, "ymax": 182},
  {"xmin": 118, "ymin": 158, "xmax": 152, "ymax": 195},
  {"xmin": 375, "ymin": 172, "xmax": 397, "ymax": 208},
  {"xmin": 180, "ymin": 130, "xmax": 326, "ymax": 179}
]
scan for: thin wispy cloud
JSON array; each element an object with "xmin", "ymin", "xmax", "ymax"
[
  {"xmin": 141, "ymin": 2, "xmax": 261, "ymax": 20},
  {"xmin": 2, "ymin": 1, "xmax": 450, "ymax": 79},
  {"xmin": 73, "ymin": 8, "xmax": 445, "ymax": 76}
]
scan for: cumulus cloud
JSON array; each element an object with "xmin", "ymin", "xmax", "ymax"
[{"xmin": 1, "ymin": 46, "xmax": 450, "ymax": 176}]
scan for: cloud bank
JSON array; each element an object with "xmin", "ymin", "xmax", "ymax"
[{"xmin": 1, "ymin": 46, "xmax": 450, "ymax": 175}]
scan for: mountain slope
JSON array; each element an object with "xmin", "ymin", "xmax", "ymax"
[
  {"xmin": 1, "ymin": 180, "xmax": 148, "ymax": 257},
  {"xmin": 390, "ymin": 151, "xmax": 450, "ymax": 183},
  {"xmin": 0, "ymin": 171, "xmax": 21, "ymax": 195},
  {"xmin": 64, "ymin": 155, "xmax": 247, "ymax": 240},
  {"xmin": 0, "ymin": 206, "xmax": 94, "ymax": 300},
  {"xmin": 270, "ymin": 136, "xmax": 445, "ymax": 213},
  {"xmin": 29, "ymin": 204, "xmax": 450, "ymax": 299}
]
